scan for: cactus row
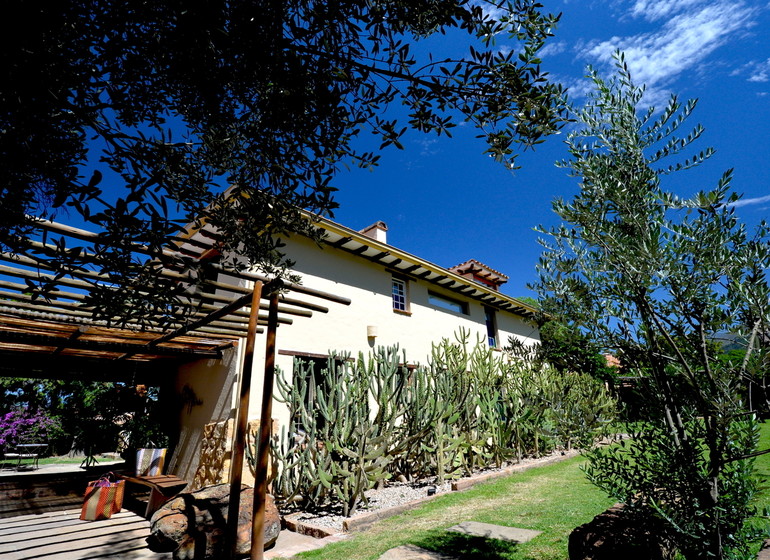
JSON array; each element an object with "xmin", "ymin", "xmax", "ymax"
[{"xmin": 269, "ymin": 328, "xmax": 616, "ymax": 516}]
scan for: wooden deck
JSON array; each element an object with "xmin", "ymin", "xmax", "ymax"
[{"xmin": 0, "ymin": 508, "xmax": 171, "ymax": 560}]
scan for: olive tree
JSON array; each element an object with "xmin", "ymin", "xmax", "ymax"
[
  {"xmin": 535, "ymin": 54, "xmax": 770, "ymax": 558},
  {"xmin": 0, "ymin": 0, "xmax": 566, "ymax": 326}
]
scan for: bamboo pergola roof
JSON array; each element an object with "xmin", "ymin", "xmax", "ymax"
[
  {"xmin": 0, "ymin": 217, "xmax": 350, "ymax": 367},
  {"xmin": 0, "ymin": 215, "xmax": 353, "ymax": 560}
]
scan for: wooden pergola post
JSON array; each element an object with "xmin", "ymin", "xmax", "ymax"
[
  {"xmin": 227, "ymin": 280, "xmax": 263, "ymax": 560},
  {"xmin": 250, "ymin": 289, "xmax": 280, "ymax": 560}
]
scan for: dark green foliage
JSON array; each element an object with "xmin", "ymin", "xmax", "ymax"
[
  {"xmin": 585, "ymin": 416, "xmax": 763, "ymax": 560},
  {"xmin": 0, "ymin": 0, "xmax": 566, "ymax": 326},
  {"xmin": 511, "ymin": 319, "xmax": 618, "ymax": 384},
  {"xmin": 0, "ymin": 379, "xmax": 169, "ymax": 459},
  {"xmin": 535, "ymin": 53, "xmax": 770, "ymax": 558}
]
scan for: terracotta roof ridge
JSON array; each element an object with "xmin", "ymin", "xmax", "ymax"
[{"xmin": 448, "ymin": 259, "xmax": 509, "ymax": 280}]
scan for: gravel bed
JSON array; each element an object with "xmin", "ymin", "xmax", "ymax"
[
  {"xmin": 287, "ymin": 451, "xmax": 572, "ymax": 532},
  {"xmin": 293, "ymin": 479, "xmax": 453, "ymax": 530}
]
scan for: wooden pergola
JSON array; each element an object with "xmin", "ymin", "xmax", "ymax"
[{"xmin": 0, "ymin": 217, "xmax": 350, "ymax": 560}]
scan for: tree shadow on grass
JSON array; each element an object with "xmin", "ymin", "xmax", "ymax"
[{"xmin": 411, "ymin": 530, "xmax": 521, "ymax": 560}]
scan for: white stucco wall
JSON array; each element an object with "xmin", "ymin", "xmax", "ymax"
[
  {"xmin": 238, "ymin": 233, "xmax": 540, "ymax": 430},
  {"xmin": 171, "ymin": 345, "xmax": 243, "ymax": 482}
]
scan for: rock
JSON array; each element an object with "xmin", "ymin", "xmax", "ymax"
[
  {"xmin": 146, "ymin": 484, "xmax": 281, "ymax": 559},
  {"xmin": 568, "ymin": 504, "xmax": 676, "ymax": 560}
]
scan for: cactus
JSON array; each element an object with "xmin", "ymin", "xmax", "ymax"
[{"xmin": 270, "ymin": 331, "xmax": 617, "ymax": 516}]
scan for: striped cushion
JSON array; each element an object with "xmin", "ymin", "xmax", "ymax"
[{"xmin": 135, "ymin": 448, "xmax": 166, "ymax": 476}]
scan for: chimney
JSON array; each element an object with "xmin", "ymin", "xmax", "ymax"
[{"xmin": 359, "ymin": 221, "xmax": 388, "ymax": 244}]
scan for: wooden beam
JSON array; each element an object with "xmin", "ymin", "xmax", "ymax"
[
  {"xmin": 0, "ymin": 288, "xmax": 263, "ymax": 333},
  {"xmin": 145, "ymin": 286, "xmax": 270, "ymax": 349},
  {"xmin": 0, "ymin": 330, "xmax": 222, "ymax": 358},
  {"xmin": 52, "ymin": 327, "xmax": 86, "ymax": 356},
  {"xmin": 197, "ymin": 291, "xmax": 313, "ymax": 318},
  {"xmin": 10, "ymin": 231, "xmax": 351, "ymax": 307},
  {"xmin": 333, "ymin": 236, "xmax": 353, "ymax": 248}
]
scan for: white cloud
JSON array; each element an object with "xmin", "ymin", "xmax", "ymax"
[
  {"xmin": 748, "ymin": 58, "xmax": 770, "ymax": 82},
  {"xmin": 538, "ymin": 41, "xmax": 568, "ymax": 58},
  {"xmin": 581, "ymin": 1, "xmax": 757, "ymax": 105},
  {"xmin": 469, "ymin": 1, "xmax": 506, "ymax": 22},
  {"xmin": 560, "ymin": 75, "xmax": 598, "ymax": 102},
  {"xmin": 630, "ymin": 0, "xmax": 704, "ymax": 22},
  {"xmin": 731, "ymin": 58, "xmax": 770, "ymax": 82},
  {"xmin": 415, "ymin": 137, "xmax": 440, "ymax": 157},
  {"xmin": 729, "ymin": 194, "xmax": 770, "ymax": 208}
]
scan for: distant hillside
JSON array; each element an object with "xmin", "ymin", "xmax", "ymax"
[{"xmin": 713, "ymin": 332, "xmax": 748, "ymax": 352}]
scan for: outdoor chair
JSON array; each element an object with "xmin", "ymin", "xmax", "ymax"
[
  {"xmin": 135, "ymin": 447, "xmax": 166, "ymax": 476},
  {"xmin": 119, "ymin": 448, "xmax": 188, "ymax": 518}
]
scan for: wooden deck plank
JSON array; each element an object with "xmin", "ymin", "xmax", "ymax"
[{"xmin": 0, "ymin": 509, "xmax": 171, "ymax": 560}]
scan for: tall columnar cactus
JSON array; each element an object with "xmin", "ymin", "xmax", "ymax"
[
  {"xmin": 271, "ymin": 332, "xmax": 617, "ymax": 516},
  {"xmin": 273, "ymin": 348, "xmax": 411, "ymax": 516}
]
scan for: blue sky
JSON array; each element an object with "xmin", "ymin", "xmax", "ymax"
[{"xmin": 330, "ymin": 0, "xmax": 770, "ymax": 300}]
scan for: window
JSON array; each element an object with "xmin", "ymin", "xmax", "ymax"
[
  {"xmin": 485, "ymin": 307, "xmax": 498, "ymax": 348},
  {"xmin": 428, "ymin": 291, "xmax": 468, "ymax": 315},
  {"xmin": 392, "ymin": 277, "xmax": 409, "ymax": 312},
  {"xmin": 281, "ymin": 351, "xmax": 349, "ymax": 430}
]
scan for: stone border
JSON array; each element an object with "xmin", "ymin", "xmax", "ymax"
[
  {"xmin": 343, "ymin": 493, "xmax": 443, "ymax": 533},
  {"xmin": 283, "ymin": 512, "xmax": 339, "ymax": 539},
  {"xmin": 451, "ymin": 450, "xmax": 578, "ymax": 491}
]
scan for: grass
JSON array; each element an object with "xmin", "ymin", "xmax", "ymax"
[
  {"xmin": 38, "ymin": 455, "xmax": 87, "ymax": 465},
  {"xmin": 296, "ymin": 455, "xmax": 614, "ymax": 560},
  {"xmin": 754, "ymin": 421, "xmax": 770, "ymax": 514},
  {"xmin": 297, "ymin": 422, "xmax": 770, "ymax": 560},
  {"xmin": 0, "ymin": 454, "xmax": 123, "ymax": 470}
]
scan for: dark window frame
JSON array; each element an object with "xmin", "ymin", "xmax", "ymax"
[
  {"xmin": 428, "ymin": 290, "xmax": 469, "ymax": 315},
  {"xmin": 484, "ymin": 306, "xmax": 499, "ymax": 348}
]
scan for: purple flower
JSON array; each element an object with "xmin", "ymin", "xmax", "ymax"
[{"xmin": 0, "ymin": 408, "xmax": 61, "ymax": 450}]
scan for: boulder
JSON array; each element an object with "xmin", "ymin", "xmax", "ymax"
[
  {"xmin": 146, "ymin": 484, "xmax": 281, "ymax": 560},
  {"xmin": 568, "ymin": 504, "xmax": 676, "ymax": 560}
]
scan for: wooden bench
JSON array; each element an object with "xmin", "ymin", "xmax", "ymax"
[{"xmin": 117, "ymin": 474, "xmax": 188, "ymax": 518}]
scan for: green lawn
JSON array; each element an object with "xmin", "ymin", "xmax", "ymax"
[
  {"xmin": 754, "ymin": 421, "xmax": 770, "ymax": 514},
  {"xmin": 38, "ymin": 455, "xmax": 86, "ymax": 465},
  {"xmin": 296, "ymin": 456, "xmax": 614, "ymax": 560},
  {"xmin": 0, "ymin": 454, "xmax": 123, "ymax": 470},
  {"xmin": 298, "ymin": 422, "xmax": 770, "ymax": 560}
]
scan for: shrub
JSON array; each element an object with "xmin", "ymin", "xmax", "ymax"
[{"xmin": 0, "ymin": 408, "xmax": 62, "ymax": 453}]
